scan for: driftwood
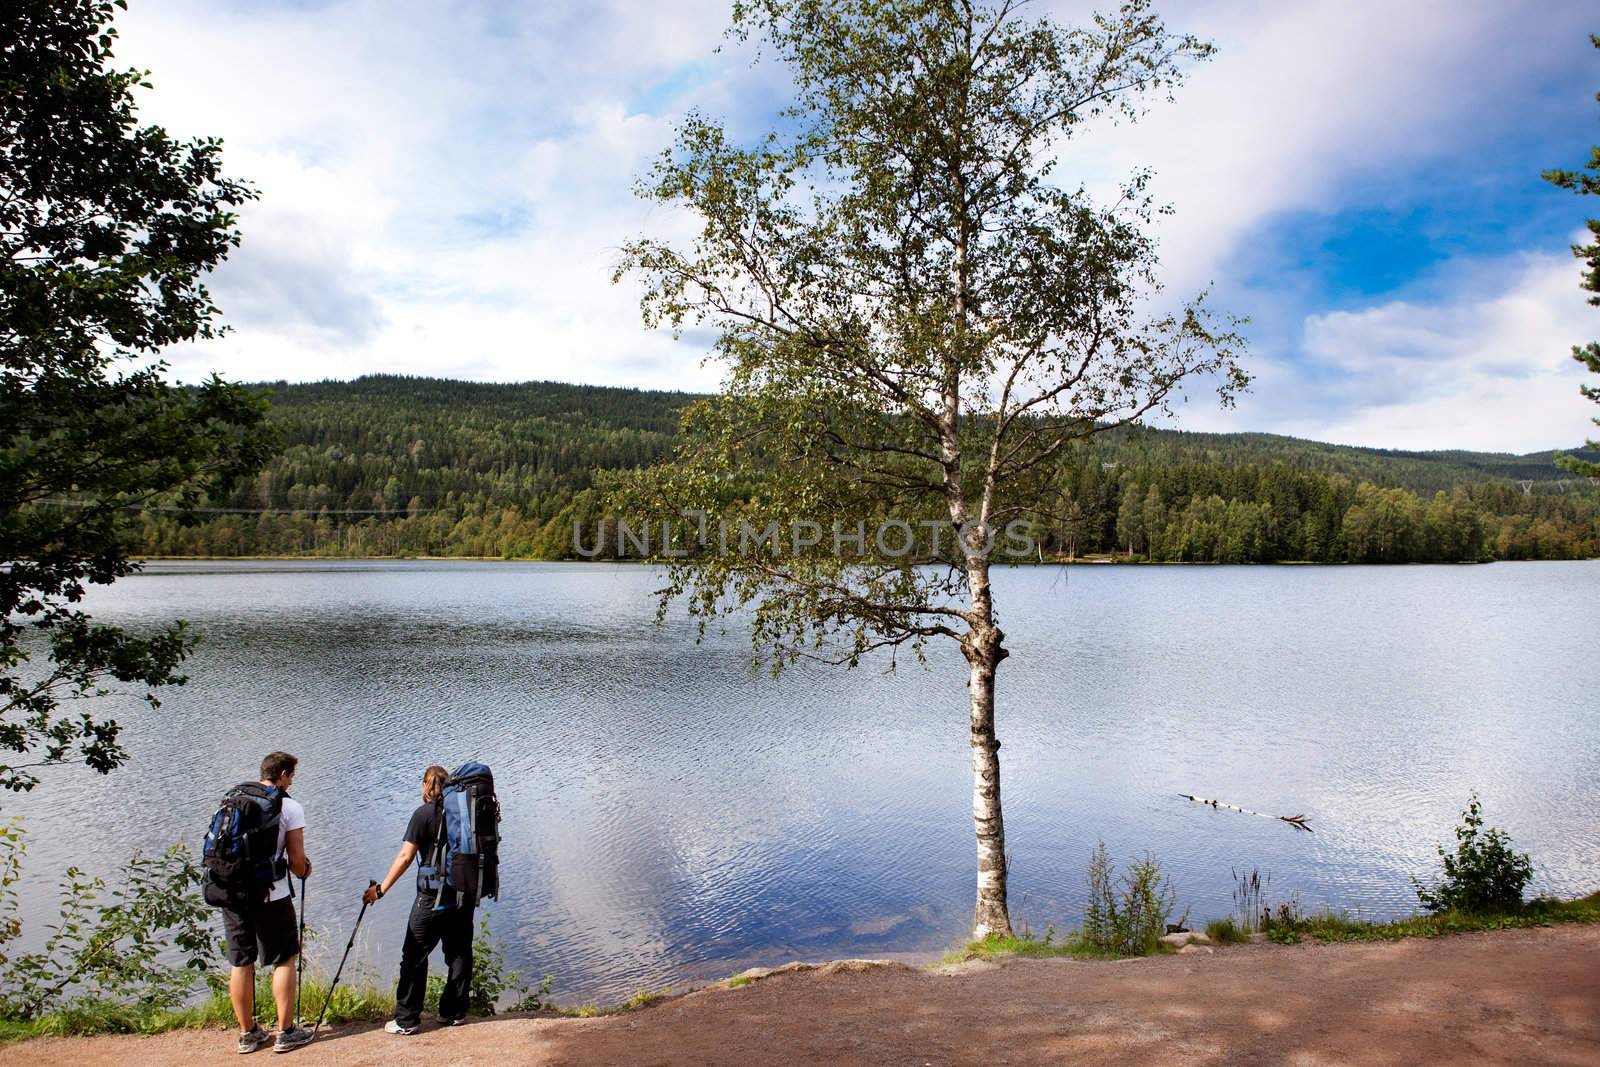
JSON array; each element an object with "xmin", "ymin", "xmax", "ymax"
[{"xmin": 1178, "ymin": 794, "xmax": 1313, "ymax": 833}]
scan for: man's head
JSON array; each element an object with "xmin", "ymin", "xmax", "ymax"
[{"xmin": 260, "ymin": 751, "xmax": 298, "ymax": 787}]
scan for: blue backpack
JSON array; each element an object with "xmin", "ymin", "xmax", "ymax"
[
  {"xmin": 418, "ymin": 762, "xmax": 500, "ymax": 906},
  {"xmin": 202, "ymin": 782, "xmax": 285, "ymax": 908}
]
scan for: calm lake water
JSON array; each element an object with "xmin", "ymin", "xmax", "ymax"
[{"xmin": 6, "ymin": 560, "xmax": 1599, "ymax": 1004}]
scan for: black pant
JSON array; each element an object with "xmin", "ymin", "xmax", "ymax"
[
  {"xmin": 220, "ymin": 894, "xmax": 299, "ymax": 967},
  {"xmin": 394, "ymin": 894, "xmax": 474, "ymax": 1027}
]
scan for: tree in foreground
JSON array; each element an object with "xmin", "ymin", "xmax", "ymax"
[
  {"xmin": 1412, "ymin": 794, "xmax": 1533, "ymax": 916},
  {"xmin": 617, "ymin": 0, "xmax": 1246, "ymax": 936},
  {"xmin": 0, "ymin": 0, "xmax": 273, "ymax": 793},
  {"xmin": 1543, "ymin": 32, "xmax": 1600, "ymax": 479}
]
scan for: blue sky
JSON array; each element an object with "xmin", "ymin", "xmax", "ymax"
[{"xmin": 117, "ymin": 0, "xmax": 1599, "ymax": 452}]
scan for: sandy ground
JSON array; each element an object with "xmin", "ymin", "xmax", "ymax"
[{"xmin": 5, "ymin": 924, "xmax": 1598, "ymax": 1067}]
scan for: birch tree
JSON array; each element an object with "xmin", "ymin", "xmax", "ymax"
[{"xmin": 616, "ymin": 0, "xmax": 1247, "ymax": 938}]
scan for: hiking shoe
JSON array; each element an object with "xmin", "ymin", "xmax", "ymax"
[
  {"xmin": 384, "ymin": 1020, "xmax": 419, "ymax": 1036},
  {"xmin": 237, "ymin": 1026, "xmax": 272, "ymax": 1054},
  {"xmin": 439, "ymin": 1015, "xmax": 466, "ymax": 1027},
  {"xmin": 273, "ymin": 1025, "xmax": 313, "ymax": 1053}
]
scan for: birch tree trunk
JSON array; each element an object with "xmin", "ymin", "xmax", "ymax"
[{"xmin": 965, "ymin": 553, "xmax": 1012, "ymax": 938}]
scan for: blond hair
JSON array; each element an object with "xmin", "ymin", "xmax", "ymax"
[{"xmin": 422, "ymin": 765, "xmax": 449, "ymax": 803}]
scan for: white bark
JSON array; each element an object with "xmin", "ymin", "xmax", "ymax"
[{"xmin": 965, "ymin": 549, "xmax": 1011, "ymax": 938}]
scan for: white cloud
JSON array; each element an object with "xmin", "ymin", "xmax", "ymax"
[
  {"xmin": 1272, "ymin": 246, "xmax": 1594, "ymax": 452},
  {"xmin": 104, "ymin": 0, "xmax": 1599, "ymax": 450},
  {"xmin": 114, "ymin": 0, "xmax": 734, "ymax": 389},
  {"xmin": 1043, "ymin": 0, "xmax": 1598, "ymax": 450},
  {"xmin": 1058, "ymin": 0, "xmax": 1590, "ymax": 296}
]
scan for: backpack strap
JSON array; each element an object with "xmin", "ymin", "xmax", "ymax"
[
  {"xmin": 469, "ymin": 782, "xmax": 485, "ymax": 906},
  {"xmin": 418, "ymin": 799, "xmax": 447, "ymax": 899},
  {"xmin": 269, "ymin": 788, "xmax": 290, "ymax": 879},
  {"xmin": 432, "ymin": 798, "xmax": 456, "ymax": 908},
  {"xmin": 428, "ymin": 797, "xmax": 444, "ymax": 864}
]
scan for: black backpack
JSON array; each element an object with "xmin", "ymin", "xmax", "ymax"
[
  {"xmin": 419, "ymin": 762, "xmax": 500, "ymax": 906},
  {"xmin": 202, "ymin": 782, "xmax": 286, "ymax": 908}
]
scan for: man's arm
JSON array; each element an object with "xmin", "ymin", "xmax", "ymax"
[
  {"xmin": 284, "ymin": 826, "xmax": 311, "ymax": 878},
  {"xmin": 363, "ymin": 842, "xmax": 418, "ymax": 904}
]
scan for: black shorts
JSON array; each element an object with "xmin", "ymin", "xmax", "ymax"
[{"xmin": 222, "ymin": 895, "xmax": 299, "ymax": 968}]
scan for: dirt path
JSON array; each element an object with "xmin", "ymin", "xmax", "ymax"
[{"xmin": 7, "ymin": 925, "xmax": 1598, "ymax": 1066}]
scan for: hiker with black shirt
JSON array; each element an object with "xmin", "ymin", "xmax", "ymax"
[
  {"xmin": 364, "ymin": 765, "xmax": 474, "ymax": 1034},
  {"xmin": 216, "ymin": 752, "xmax": 314, "ymax": 1054}
]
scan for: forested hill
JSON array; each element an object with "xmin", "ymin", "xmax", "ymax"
[{"xmin": 126, "ymin": 375, "xmax": 1600, "ymax": 563}]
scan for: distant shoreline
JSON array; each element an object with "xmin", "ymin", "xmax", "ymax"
[{"xmin": 128, "ymin": 555, "xmax": 1593, "ymax": 565}]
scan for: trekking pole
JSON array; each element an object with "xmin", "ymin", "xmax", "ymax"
[
  {"xmin": 311, "ymin": 881, "xmax": 378, "ymax": 1038},
  {"xmin": 296, "ymin": 875, "xmax": 307, "ymax": 1024}
]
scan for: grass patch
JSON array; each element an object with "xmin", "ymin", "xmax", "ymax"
[
  {"xmin": 539, "ymin": 994, "xmax": 666, "ymax": 1020},
  {"xmin": 1292, "ymin": 893, "xmax": 1600, "ymax": 944},
  {"xmin": 189, "ymin": 971, "xmax": 395, "ymax": 1030},
  {"xmin": 535, "ymin": 987, "xmax": 667, "ymax": 1018},
  {"xmin": 938, "ymin": 927, "xmax": 1130, "ymax": 965},
  {"xmin": 1204, "ymin": 917, "xmax": 1250, "ymax": 944},
  {"xmin": 0, "ymin": 971, "xmax": 394, "ymax": 1045},
  {"xmin": 1200, "ymin": 893, "xmax": 1600, "ymax": 947},
  {"xmin": 623, "ymin": 989, "xmax": 667, "ymax": 1010},
  {"xmin": 726, "ymin": 976, "xmax": 754, "ymax": 989}
]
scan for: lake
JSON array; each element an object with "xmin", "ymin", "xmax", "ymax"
[{"xmin": 6, "ymin": 560, "xmax": 1598, "ymax": 1004}]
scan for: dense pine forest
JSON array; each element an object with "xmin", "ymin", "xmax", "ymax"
[{"xmin": 124, "ymin": 376, "xmax": 1600, "ymax": 563}]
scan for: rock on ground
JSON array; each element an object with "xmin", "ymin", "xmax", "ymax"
[{"xmin": 1158, "ymin": 931, "xmax": 1213, "ymax": 947}]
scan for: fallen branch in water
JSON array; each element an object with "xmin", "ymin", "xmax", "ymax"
[{"xmin": 1178, "ymin": 794, "xmax": 1313, "ymax": 833}]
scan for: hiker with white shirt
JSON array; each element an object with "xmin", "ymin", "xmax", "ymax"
[{"xmin": 202, "ymin": 751, "xmax": 314, "ymax": 1054}]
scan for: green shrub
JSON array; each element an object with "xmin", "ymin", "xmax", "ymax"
[
  {"xmin": 1082, "ymin": 842, "xmax": 1117, "ymax": 953},
  {"xmin": 0, "ymin": 822, "xmax": 215, "ymax": 1021},
  {"xmin": 1120, "ymin": 855, "xmax": 1177, "ymax": 954},
  {"xmin": 1413, "ymin": 794, "xmax": 1533, "ymax": 915},
  {"xmin": 1261, "ymin": 895, "xmax": 1304, "ymax": 935},
  {"xmin": 1081, "ymin": 842, "xmax": 1176, "ymax": 957},
  {"xmin": 510, "ymin": 973, "xmax": 556, "ymax": 1012}
]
